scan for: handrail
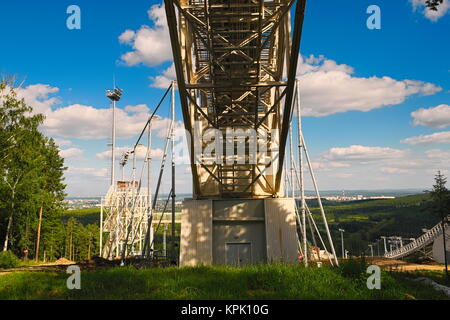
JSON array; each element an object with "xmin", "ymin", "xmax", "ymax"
[{"xmin": 384, "ymin": 216, "xmax": 448, "ymax": 259}]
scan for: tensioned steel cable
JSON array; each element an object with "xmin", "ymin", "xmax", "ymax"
[{"xmin": 132, "ymin": 82, "xmax": 173, "ymax": 151}]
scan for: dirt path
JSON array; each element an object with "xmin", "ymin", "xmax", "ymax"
[
  {"xmin": 0, "ymin": 258, "xmax": 76, "ymax": 275},
  {"xmin": 369, "ymin": 257, "xmax": 445, "ymax": 272}
]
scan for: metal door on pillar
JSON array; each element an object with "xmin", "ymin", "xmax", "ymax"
[{"xmin": 225, "ymin": 243, "xmax": 252, "ymax": 266}]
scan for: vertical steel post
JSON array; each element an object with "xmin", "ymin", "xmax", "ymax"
[
  {"xmin": 171, "ymin": 81, "xmax": 177, "ymax": 264},
  {"xmin": 148, "ymin": 117, "xmax": 153, "ymax": 255},
  {"xmin": 100, "ymin": 199, "xmax": 103, "ymax": 256},
  {"xmin": 111, "ymin": 99, "xmax": 116, "ymax": 187},
  {"xmin": 289, "ymin": 125, "xmax": 295, "ymax": 199},
  {"xmin": 296, "ymin": 79, "xmax": 308, "ymax": 267}
]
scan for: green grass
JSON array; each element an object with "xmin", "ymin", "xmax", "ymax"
[{"xmin": 0, "ymin": 264, "xmax": 448, "ymax": 300}]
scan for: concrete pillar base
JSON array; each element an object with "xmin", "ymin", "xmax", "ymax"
[{"xmin": 180, "ymin": 198, "xmax": 297, "ymax": 267}]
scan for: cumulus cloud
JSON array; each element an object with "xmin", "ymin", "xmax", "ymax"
[
  {"xmin": 44, "ymin": 104, "xmax": 151, "ymax": 140},
  {"xmin": 59, "ymin": 148, "xmax": 84, "ymax": 160},
  {"xmin": 124, "ymin": 104, "xmax": 150, "ymax": 114},
  {"xmin": 66, "ymin": 167, "xmax": 109, "ymax": 178},
  {"xmin": 96, "ymin": 146, "xmax": 164, "ymax": 162},
  {"xmin": 54, "ymin": 138, "xmax": 72, "ymax": 147},
  {"xmin": 119, "ymin": 4, "xmax": 172, "ymax": 66},
  {"xmin": 302, "ymin": 144, "xmax": 450, "ymax": 189},
  {"xmin": 118, "ymin": 30, "xmax": 136, "ymax": 44},
  {"xmin": 15, "ymin": 84, "xmax": 60, "ymax": 114},
  {"xmin": 297, "ymin": 55, "xmax": 441, "ymax": 117},
  {"xmin": 5, "ymin": 82, "xmax": 177, "ymax": 141},
  {"xmin": 411, "ymin": 104, "xmax": 450, "ymax": 129},
  {"xmin": 323, "ymin": 145, "xmax": 409, "ymax": 162},
  {"xmin": 150, "ymin": 63, "xmax": 176, "ymax": 89},
  {"xmin": 411, "ymin": 0, "xmax": 450, "ymax": 21},
  {"xmin": 401, "ymin": 131, "xmax": 450, "ymax": 145},
  {"xmin": 148, "ymin": 54, "xmax": 441, "ymax": 116},
  {"xmin": 425, "ymin": 149, "xmax": 450, "ymax": 159},
  {"xmin": 380, "ymin": 167, "xmax": 412, "ymax": 174}
]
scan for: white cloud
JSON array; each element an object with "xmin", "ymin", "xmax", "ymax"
[
  {"xmin": 7, "ymin": 82, "xmax": 174, "ymax": 141},
  {"xmin": 96, "ymin": 146, "xmax": 164, "ymax": 161},
  {"xmin": 380, "ymin": 167, "xmax": 412, "ymax": 174},
  {"xmin": 43, "ymin": 102, "xmax": 171, "ymax": 140},
  {"xmin": 411, "ymin": 0, "xmax": 450, "ymax": 21},
  {"xmin": 118, "ymin": 30, "xmax": 136, "ymax": 44},
  {"xmin": 302, "ymin": 145, "xmax": 450, "ymax": 190},
  {"xmin": 119, "ymin": 4, "xmax": 172, "ymax": 67},
  {"xmin": 329, "ymin": 173, "xmax": 353, "ymax": 179},
  {"xmin": 15, "ymin": 84, "xmax": 60, "ymax": 114},
  {"xmin": 54, "ymin": 138, "xmax": 72, "ymax": 147},
  {"xmin": 425, "ymin": 148, "xmax": 450, "ymax": 159},
  {"xmin": 150, "ymin": 63, "xmax": 176, "ymax": 89},
  {"xmin": 5, "ymin": 84, "xmax": 147, "ymax": 140},
  {"xmin": 297, "ymin": 55, "xmax": 441, "ymax": 117},
  {"xmin": 66, "ymin": 167, "xmax": 108, "ymax": 178},
  {"xmin": 124, "ymin": 104, "xmax": 150, "ymax": 114},
  {"xmin": 411, "ymin": 104, "xmax": 450, "ymax": 129},
  {"xmin": 59, "ymin": 148, "xmax": 84, "ymax": 160},
  {"xmin": 401, "ymin": 131, "xmax": 450, "ymax": 145},
  {"xmin": 323, "ymin": 145, "xmax": 409, "ymax": 162},
  {"xmin": 44, "ymin": 104, "xmax": 145, "ymax": 139}
]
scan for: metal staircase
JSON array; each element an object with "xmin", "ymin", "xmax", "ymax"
[{"xmin": 384, "ymin": 216, "xmax": 449, "ymax": 259}]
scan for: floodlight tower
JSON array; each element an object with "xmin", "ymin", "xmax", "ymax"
[
  {"xmin": 106, "ymin": 87, "xmax": 123, "ymax": 187},
  {"xmin": 120, "ymin": 151, "xmax": 131, "ymax": 181}
]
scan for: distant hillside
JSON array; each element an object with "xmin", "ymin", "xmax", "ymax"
[
  {"xmin": 63, "ymin": 194, "xmax": 441, "ymax": 257},
  {"xmin": 61, "ymin": 208, "xmax": 100, "ymax": 226},
  {"xmin": 309, "ymin": 193, "xmax": 441, "ymax": 256}
]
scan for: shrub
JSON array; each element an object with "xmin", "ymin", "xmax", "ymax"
[
  {"xmin": 0, "ymin": 251, "xmax": 20, "ymax": 269},
  {"xmin": 339, "ymin": 257, "xmax": 368, "ymax": 280}
]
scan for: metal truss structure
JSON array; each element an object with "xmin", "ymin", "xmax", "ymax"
[
  {"xmin": 384, "ymin": 216, "xmax": 449, "ymax": 260},
  {"xmin": 101, "ymin": 183, "xmax": 152, "ymax": 259},
  {"xmin": 165, "ymin": 0, "xmax": 307, "ymax": 198}
]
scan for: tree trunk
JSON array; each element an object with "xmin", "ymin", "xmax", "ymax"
[
  {"xmin": 2, "ymin": 191, "xmax": 15, "ymax": 252},
  {"xmin": 35, "ymin": 205, "xmax": 43, "ymax": 261},
  {"xmin": 2, "ymin": 214, "xmax": 13, "ymax": 252}
]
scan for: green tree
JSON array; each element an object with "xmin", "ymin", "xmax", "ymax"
[
  {"xmin": 429, "ymin": 171, "xmax": 449, "ymax": 279},
  {"xmin": 0, "ymin": 80, "xmax": 44, "ymax": 253},
  {"xmin": 0, "ymin": 79, "xmax": 66, "ymax": 260}
]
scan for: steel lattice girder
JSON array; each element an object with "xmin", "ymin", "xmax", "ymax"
[{"xmin": 165, "ymin": 0, "xmax": 306, "ymax": 199}]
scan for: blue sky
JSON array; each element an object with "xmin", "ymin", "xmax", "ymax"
[{"xmin": 0, "ymin": 0, "xmax": 449, "ymax": 196}]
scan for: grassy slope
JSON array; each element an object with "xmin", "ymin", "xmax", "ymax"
[{"xmin": 0, "ymin": 264, "xmax": 448, "ymax": 300}]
